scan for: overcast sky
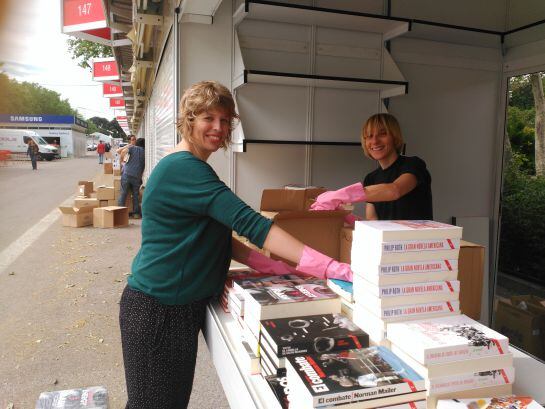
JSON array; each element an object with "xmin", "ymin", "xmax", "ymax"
[{"xmin": 0, "ymin": 0, "xmax": 114, "ymax": 119}]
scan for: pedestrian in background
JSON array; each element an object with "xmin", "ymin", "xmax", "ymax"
[
  {"xmin": 117, "ymin": 138, "xmax": 145, "ymax": 218},
  {"xmin": 97, "ymin": 140, "xmax": 105, "ymax": 164},
  {"xmin": 26, "ymin": 139, "xmax": 39, "ymax": 170}
]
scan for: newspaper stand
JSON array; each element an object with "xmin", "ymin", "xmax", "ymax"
[{"xmin": 203, "ymin": 300, "xmax": 545, "ymax": 409}]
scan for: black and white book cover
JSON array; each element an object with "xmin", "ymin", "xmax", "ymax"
[
  {"xmin": 264, "ymin": 375, "xmax": 291, "ymax": 409},
  {"xmin": 244, "ymin": 282, "xmax": 338, "ymax": 308},
  {"xmin": 261, "ymin": 313, "xmax": 369, "ymax": 357},
  {"xmin": 233, "ymin": 274, "xmax": 321, "ymax": 292},
  {"xmin": 286, "ymin": 346, "xmax": 425, "ymax": 408},
  {"xmin": 35, "ymin": 386, "xmax": 108, "ymax": 409}
]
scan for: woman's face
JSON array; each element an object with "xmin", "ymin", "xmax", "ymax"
[
  {"xmin": 365, "ymin": 125, "xmax": 396, "ymax": 162},
  {"xmin": 190, "ymin": 108, "xmax": 230, "ymax": 159}
]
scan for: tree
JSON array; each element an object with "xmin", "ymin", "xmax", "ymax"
[
  {"xmin": 530, "ymin": 73, "xmax": 545, "ymax": 176},
  {"xmin": 66, "ymin": 38, "xmax": 112, "ymax": 70},
  {"xmin": 0, "ymin": 71, "xmax": 78, "ymax": 116}
]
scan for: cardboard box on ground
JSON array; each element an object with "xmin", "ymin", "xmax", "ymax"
[
  {"xmin": 77, "ymin": 181, "xmax": 94, "ymax": 198},
  {"xmin": 339, "ymin": 228, "xmax": 484, "ymax": 321},
  {"xmin": 494, "ymin": 294, "xmax": 545, "ymax": 359},
  {"xmin": 93, "ymin": 206, "xmax": 129, "ymax": 228}
]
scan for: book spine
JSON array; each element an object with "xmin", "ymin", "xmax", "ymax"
[
  {"xmin": 381, "ymin": 238, "xmax": 460, "ymax": 254},
  {"xmin": 378, "ymin": 259, "xmax": 458, "ymax": 275},
  {"xmin": 428, "ymin": 367, "xmax": 514, "ymax": 395},
  {"xmin": 381, "ymin": 300, "xmax": 459, "ymax": 320},
  {"xmin": 379, "ymin": 281, "xmax": 460, "ymax": 297}
]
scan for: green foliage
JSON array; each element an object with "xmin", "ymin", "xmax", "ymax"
[
  {"xmin": 66, "ymin": 38, "xmax": 112, "ymax": 70},
  {"xmin": 507, "ymin": 106, "xmax": 535, "ymax": 174},
  {"xmin": 499, "ymin": 163, "xmax": 545, "ymax": 285},
  {"xmin": 0, "ymin": 71, "xmax": 77, "ymax": 115}
]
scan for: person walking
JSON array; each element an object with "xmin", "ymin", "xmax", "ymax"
[
  {"xmin": 117, "ymin": 138, "xmax": 145, "ymax": 218},
  {"xmin": 96, "ymin": 140, "xmax": 105, "ymax": 164},
  {"xmin": 26, "ymin": 139, "xmax": 39, "ymax": 170}
]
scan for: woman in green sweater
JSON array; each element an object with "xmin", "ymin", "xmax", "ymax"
[{"xmin": 119, "ymin": 80, "xmax": 352, "ymax": 408}]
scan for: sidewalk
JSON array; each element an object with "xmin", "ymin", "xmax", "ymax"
[{"xmin": 0, "ymin": 169, "xmax": 228, "ymax": 408}]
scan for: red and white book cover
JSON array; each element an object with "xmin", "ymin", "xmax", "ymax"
[{"xmin": 387, "ymin": 314, "xmax": 509, "ymax": 365}]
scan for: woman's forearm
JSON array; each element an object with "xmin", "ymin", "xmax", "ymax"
[{"xmin": 262, "ymin": 225, "xmax": 304, "ymax": 264}]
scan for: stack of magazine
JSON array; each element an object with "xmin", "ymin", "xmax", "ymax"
[
  {"xmin": 387, "ymin": 314, "xmax": 514, "ymax": 397},
  {"xmin": 350, "ymin": 220, "xmax": 463, "ymax": 345}
]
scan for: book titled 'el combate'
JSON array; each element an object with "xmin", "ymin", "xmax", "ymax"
[{"xmin": 286, "ymin": 346, "xmax": 426, "ymax": 408}]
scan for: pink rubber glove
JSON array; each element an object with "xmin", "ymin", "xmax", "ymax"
[
  {"xmin": 310, "ymin": 182, "xmax": 366, "ymax": 211},
  {"xmin": 244, "ymin": 249, "xmax": 298, "ymax": 275},
  {"xmin": 296, "ymin": 246, "xmax": 353, "ymax": 282}
]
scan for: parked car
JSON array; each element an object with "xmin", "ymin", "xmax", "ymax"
[{"xmin": 87, "ymin": 143, "xmax": 97, "ymax": 151}]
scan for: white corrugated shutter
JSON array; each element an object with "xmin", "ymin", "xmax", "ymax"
[{"xmin": 150, "ymin": 31, "xmax": 175, "ymax": 172}]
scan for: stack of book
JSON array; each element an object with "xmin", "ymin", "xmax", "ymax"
[
  {"xmin": 351, "ymin": 220, "xmax": 463, "ymax": 345},
  {"xmin": 387, "ymin": 314, "xmax": 514, "ymax": 398},
  {"xmin": 235, "ymin": 275, "xmax": 341, "ymax": 371},
  {"xmin": 327, "ymin": 278, "xmax": 355, "ymax": 319},
  {"xmin": 259, "ymin": 313, "xmax": 370, "ymax": 377},
  {"xmin": 285, "ymin": 346, "xmax": 427, "ymax": 408}
]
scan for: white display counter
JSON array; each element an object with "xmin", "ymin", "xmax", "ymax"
[{"xmin": 203, "ymin": 301, "xmax": 545, "ymax": 409}]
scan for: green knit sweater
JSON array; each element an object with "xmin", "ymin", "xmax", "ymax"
[{"xmin": 128, "ymin": 151, "xmax": 272, "ymax": 305}]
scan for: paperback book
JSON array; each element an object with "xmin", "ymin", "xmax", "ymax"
[
  {"xmin": 327, "ymin": 279, "xmax": 353, "ymax": 302},
  {"xmin": 352, "ymin": 259, "xmax": 459, "ymax": 286},
  {"xmin": 386, "ymin": 314, "xmax": 510, "ymax": 365},
  {"xmin": 354, "ymin": 220, "xmax": 463, "ymax": 241},
  {"xmin": 286, "ymin": 346, "xmax": 426, "ymax": 408},
  {"xmin": 260, "ymin": 313, "xmax": 369, "ymax": 357},
  {"xmin": 352, "ymin": 233, "xmax": 461, "ymax": 264},
  {"xmin": 353, "ymin": 280, "xmax": 460, "ymax": 309},
  {"xmin": 390, "ymin": 343, "xmax": 513, "ymax": 379},
  {"xmin": 377, "ymin": 300, "xmax": 460, "ymax": 321},
  {"xmin": 437, "ymin": 396, "xmax": 544, "ymax": 409},
  {"xmin": 35, "ymin": 386, "xmax": 108, "ymax": 409},
  {"xmin": 242, "ymin": 282, "xmax": 341, "ymax": 335},
  {"xmin": 428, "ymin": 367, "xmax": 515, "ymax": 395},
  {"xmin": 264, "ymin": 375, "xmax": 290, "ymax": 409}
]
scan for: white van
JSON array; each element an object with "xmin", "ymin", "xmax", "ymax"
[{"xmin": 0, "ymin": 129, "xmax": 58, "ymax": 161}]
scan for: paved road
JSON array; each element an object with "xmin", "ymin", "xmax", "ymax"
[
  {"xmin": 0, "ymin": 153, "xmax": 101, "ymax": 252},
  {"xmin": 0, "ymin": 155, "xmax": 229, "ymax": 408}
]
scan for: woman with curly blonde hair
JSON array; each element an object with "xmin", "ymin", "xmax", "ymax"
[
  {"xmin": 119, "ymin": 80, "xmax": 352, "ymax": 408},
  {"xmin": 311, "ymin": 113, "xmax": 432, "ymax": 221}
]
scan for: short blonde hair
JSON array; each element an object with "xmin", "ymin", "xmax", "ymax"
[
  {"xmin": 176, "ymin": 81, "xmax": 239, "ymax": 150},
  {"xmin": 361, "ymin": 113, "xmax": 404, "ymax": 158}
]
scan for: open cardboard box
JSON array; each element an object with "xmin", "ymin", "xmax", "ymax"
[
  {"xmin": 260, "ymin": 187, "xmax": 346, "ymax": 263},
  {"xmin": 59, "ymin": 206, "xmax": 94, "ymax": 227},
  {"xmin": 93, "ymin": 206, "xmax": 129, "ymax": 228}
]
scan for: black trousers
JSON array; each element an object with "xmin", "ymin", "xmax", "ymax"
[{"xmin": 119, "ymin": 286, "xmax": 208, "ymax": 409}]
